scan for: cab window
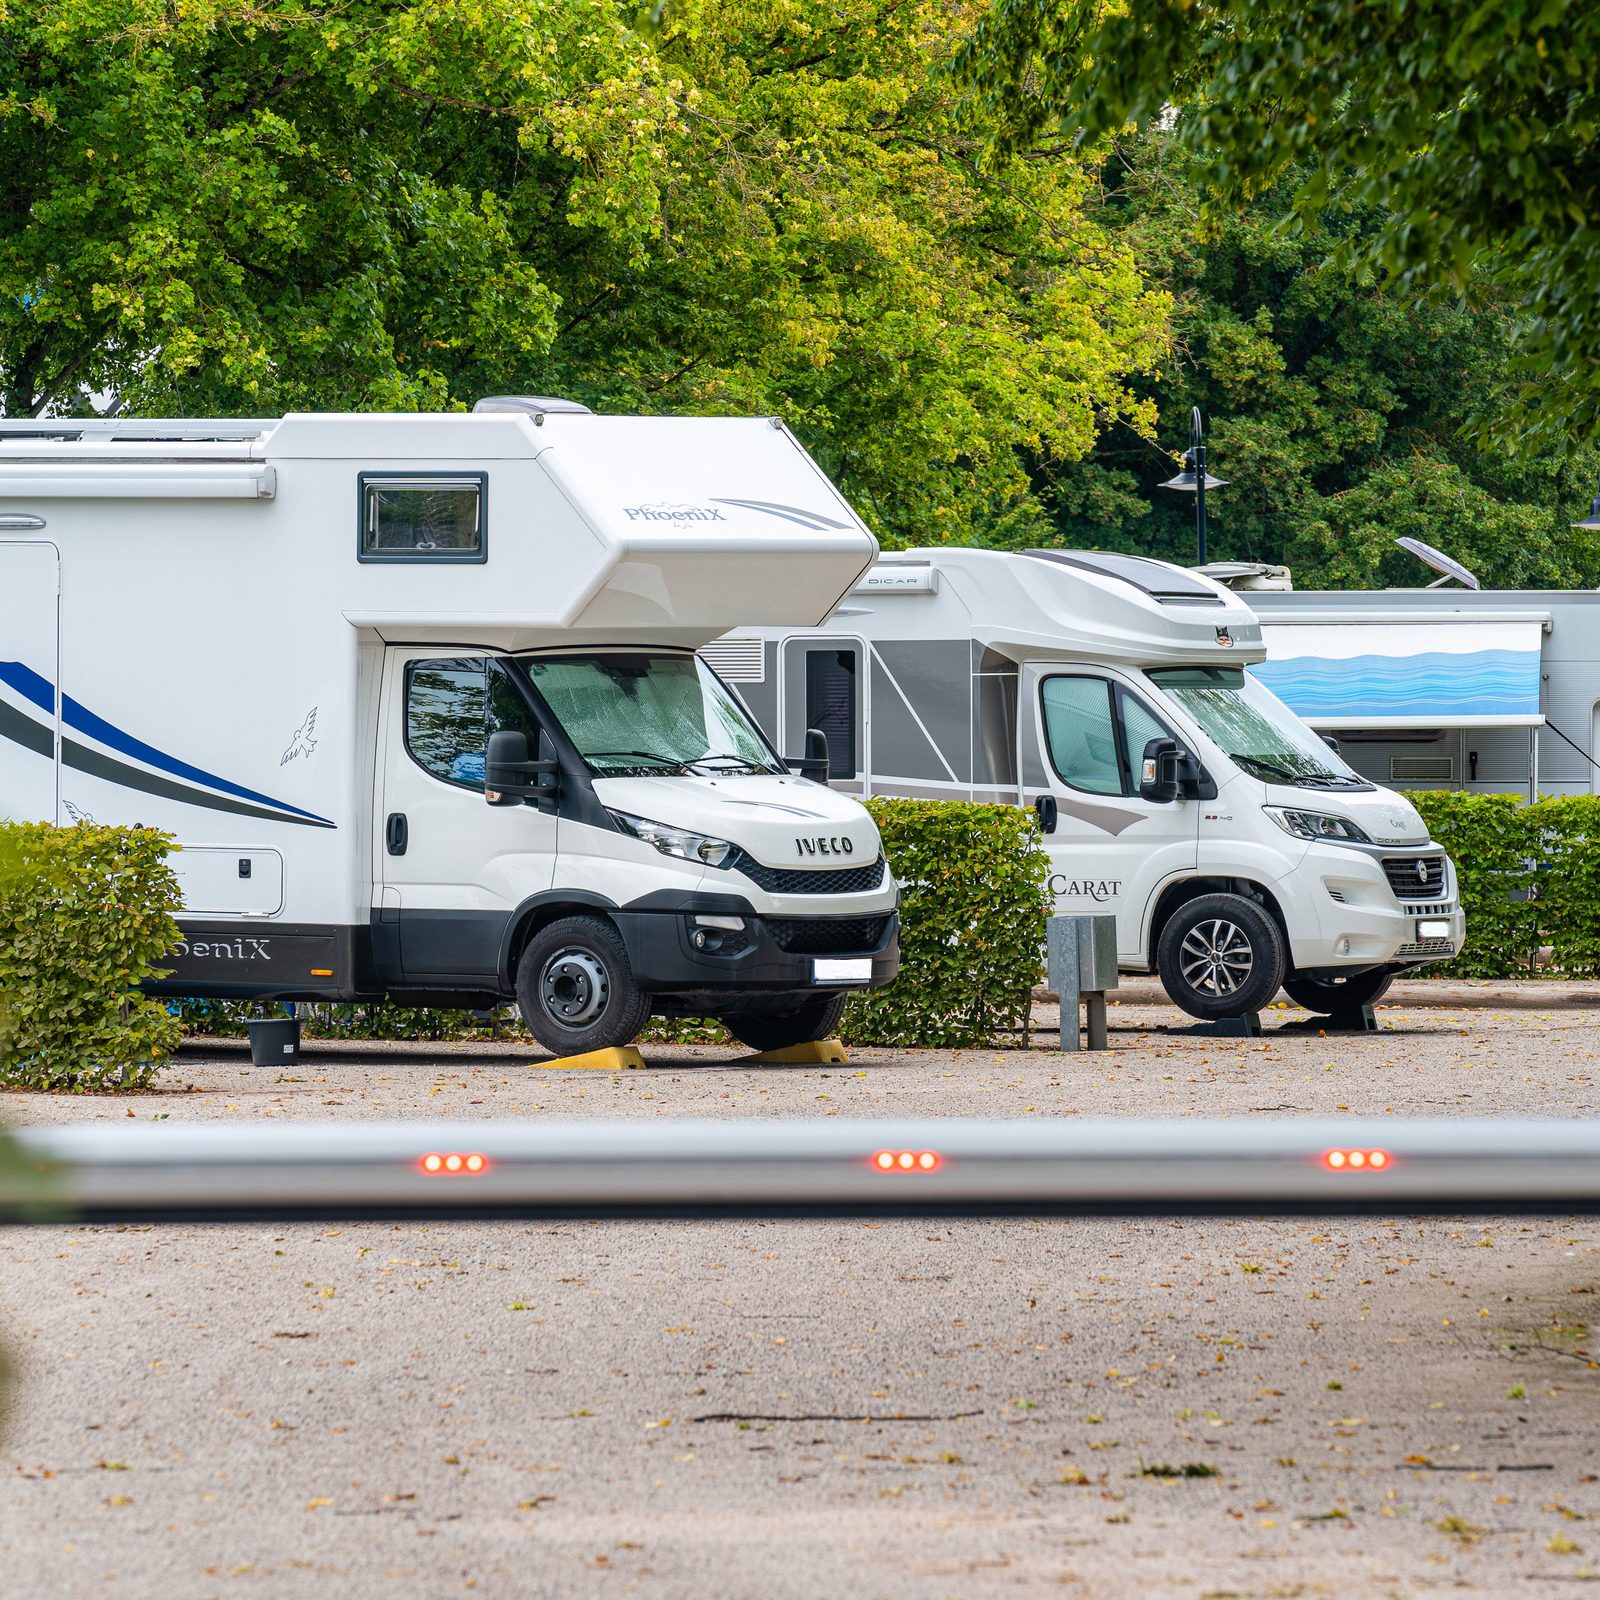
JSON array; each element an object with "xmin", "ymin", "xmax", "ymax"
[
  {"xmin": 404, "ymin": 658, "xmax": 539, "ymax": 789},
  {"xmin": 1041, "ymin": 675, "xmax": 1176, "ymax": 797}
]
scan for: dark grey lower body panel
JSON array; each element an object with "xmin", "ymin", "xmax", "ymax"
[{"xmin": 148, "ymin": 922, "xmax": 382, "ymax": 1002}]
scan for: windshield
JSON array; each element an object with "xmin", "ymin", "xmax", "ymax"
[
  {"xmin": 1146, "ymin": 666, "xmax": 1372, "ymax": 789},
  {"xmin": 517, "ymin": 652, "xmax": 783, "ymax": 777}
]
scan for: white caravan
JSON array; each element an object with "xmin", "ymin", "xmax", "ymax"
[
  {"xmin": 0, "ymin": 401, "xmax": 900, "ymax": 1054},
  {"xmin": 711, "ymin": 548, "xmax": 1465, "ymax": 1020}
]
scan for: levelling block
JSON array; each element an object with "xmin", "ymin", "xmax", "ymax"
[
  {"xmin": 739, "ymin": 1038, "xmax": 850, "ymax": 1066},
  {"xmin": 1161, "ymin": 1011, "xmax": 1263, "ymax": 1039},
  {"xmin": 540, "ymin": 1045, "xmax": 647, "ymax": 1071},
  {"xmin": 1278, "ymin": 1004, "xmax": 1379, "ymax": 1035}
]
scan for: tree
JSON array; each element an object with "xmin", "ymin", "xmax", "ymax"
[
  {"xmin": 959, "ymin": 0, "xmax": 1600, "ymax": 453},
  {"xmin": 0, "ymin": 0, "xmax": 1169, "ymax": 546},
  {"xmin": 1029, "ymin": 131, "xmax": 1600, "ymax": 588}
]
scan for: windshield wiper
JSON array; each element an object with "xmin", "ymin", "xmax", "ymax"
[
  {"xmin": 693, "ymin": 755, "xmax": 781, "ymax": 774},
  {"xmin": 585, "ymin": 749, "xmax": 694, "ymax": 774},
  {"xmin": 1234, "ymin": 755, "xmax": 1301, "ymax": 782}
]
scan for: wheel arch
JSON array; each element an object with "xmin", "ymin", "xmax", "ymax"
[
  {"xmin": 498, "ymin": 891, "xmax": 621, "ymax": 987},
  {"xmin": 1146, "ymin": 877, "xmax": 1290, "ymax": 972}
]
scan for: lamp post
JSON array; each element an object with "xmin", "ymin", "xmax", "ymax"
[
  {"xmin": 1160, "ymin": 406, "xmax": 1227, "ymax": 565},
  {"xmin": 1573, "ymin": 469, "xmax": 1600, "ymax": 533}
]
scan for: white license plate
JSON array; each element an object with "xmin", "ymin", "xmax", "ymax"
[
  {"xmin": 813, "ymin": 957, "xmax": 872, "ymax": 983},
  {"xmin": 1417, "ymin": 918, "xmax": 1452, "ymax": 939}
]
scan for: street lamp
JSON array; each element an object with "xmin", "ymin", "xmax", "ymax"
[
  {"xmin": 1573, "ymin": 469, "xmax": 1600, "ymax": 533},
  {"xmin": 1160, "ymin": 406, "xmax": 1227, "ymax": 564}
]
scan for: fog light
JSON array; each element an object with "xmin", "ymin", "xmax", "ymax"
[
  {"xmin": 1335, "ymin": 937, "xmax": 1350, "ymax": 956},
  {"xmin": 692, "ymin": 929, "xmax": 709, "ymax": 950}
]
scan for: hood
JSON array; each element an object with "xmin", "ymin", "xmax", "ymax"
[
  {"xmin": 1261, "ymin": 781, "xmax": 1432, "ymax": 846},
  {"xmin": 592, "ymin": 774, "xmax": 882, "ymax": 867}
]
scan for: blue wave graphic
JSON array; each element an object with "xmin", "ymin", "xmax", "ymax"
[{"xmin": 1250, "ymin": 648, "xmax": 1541, "ymax": 720}]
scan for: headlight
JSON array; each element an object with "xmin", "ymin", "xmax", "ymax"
[
  {"xmin": 1263, "ymin": 806, "xmax": 1371, "ymax": 843},
  {"xmin": 609, "ymin": 809, "xmax": 733, "ymax": 867}
]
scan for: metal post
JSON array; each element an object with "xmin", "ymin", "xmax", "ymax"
[{"xmin": 1193, "ymin": 414, "xmax": 1208, "ymax": 566}]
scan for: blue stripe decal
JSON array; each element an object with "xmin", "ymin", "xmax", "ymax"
[
  {"xmin": 1250, "ymin": 648, "xmax": 1542, "ymax": 721},
  {"xmin": 0, "ymin": 660, "xmax": 334, "ymax": 827}
]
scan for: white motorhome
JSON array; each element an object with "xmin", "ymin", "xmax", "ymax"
[
  {"xmin": 712, "ymin": 548, "xmax": 1465, "ymax": 1020},
  {"xmin": 0, "ymin": 401, "xmax": 900, "ymax": 1054}
]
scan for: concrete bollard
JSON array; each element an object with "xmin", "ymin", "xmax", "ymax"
[{"xmin": 1047, "ymin": 914, "xmax": 1119, "ymax": 1052}]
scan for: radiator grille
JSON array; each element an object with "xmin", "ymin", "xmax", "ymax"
[
  {"xmin": 1381, "ymin": 856, "xmax": 1447, "ymax": 899},
  {"xmin": 1397, "ymin": 936, "xmax": 1455, "ymax": 957},
  {"xmin": 764, "ymin": 916, "xmax": 890, "ymax": 955},
  {"xmin": 730, "ymin": 852, "xmax": 886, "ymax": 896}
]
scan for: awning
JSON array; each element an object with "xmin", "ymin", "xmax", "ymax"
[{"xmin": 1251, "ymin": 617, "xmax": 1546, "ymax": 728}]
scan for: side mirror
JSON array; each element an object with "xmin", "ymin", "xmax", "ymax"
[
  {"xmin": 1034, "ymin": 794, "xmax": 1058, "ymax": 835},
  {"xmin": 1139, "ymin": 737, "xmax": 1181, "ymax": 803},
  {"xmin": 1322, "ymin": 733, "xmax": 1341, "ymax": 755},
  {"xmin": 485, "ymin": 728, "xmax": 559, "ymax": 811},
  {"xmin": 787, "ymin": 727, "xmax": 831, "ymax": 783}
]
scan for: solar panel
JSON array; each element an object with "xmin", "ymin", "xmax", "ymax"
[{"xmin": 1024, "ymin": 550, "xmax": 1225, "ymax": 604}]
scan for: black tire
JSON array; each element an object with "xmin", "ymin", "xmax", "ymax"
[
  {"xmin": 723, "ymin": 993, "xmax": 849, "ymax": 1054},
  {"xmin": 1156, "ymin": 892, "xmax": 1287, "ymax": 1020},
  {"xmin": 1282, "ymin": 968, "xmax": 1394, "ymax": 1015},
  {"xmin": 515, "ymin": 915, "xmax": 652, "ymax": 1056}
]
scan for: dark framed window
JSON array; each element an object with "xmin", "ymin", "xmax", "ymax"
[
  {"xmin": 359, "ymin": 472, "xmax": 487, "ymax": 563},
  {"xmin": 404, "ymin": 657, "xmax": 540, "ymax": 790},
  {"xmin": 804, "ymin": 647, "xmax": 858, "ymax": 779},
  {"xmin": 1040, "ymin": 675, "xmax": 1177, "ymax": 797}
]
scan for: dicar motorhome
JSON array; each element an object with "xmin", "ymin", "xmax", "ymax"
[
  {"xmin": 0, "ymin": 400, "xmax": 900, "ymax": 1054},
  {"xmin": 711, "ymin": 548, "xmax": 1465, "ymax": 1020}
]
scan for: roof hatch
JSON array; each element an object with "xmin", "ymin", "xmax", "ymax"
[{"xmin": 1024, "ymin": 550, "xmax": 1225, "ymax": 605}]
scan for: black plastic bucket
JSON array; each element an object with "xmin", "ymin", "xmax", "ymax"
[{"xmin": 246, "ymin": 1016, "xmax": 301, "ymax": 1067}]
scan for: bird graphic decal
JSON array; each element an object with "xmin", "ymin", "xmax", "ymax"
[
  {"xmin": 63, "ymin": 800, "xmax": 97, "ymax": 825},
  {"xmin": 281, "ymin": 708, "xmax": 318, "ymax": 766}
]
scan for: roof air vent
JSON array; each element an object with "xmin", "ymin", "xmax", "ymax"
[{"xmin": 472, "ymin": 396, "xmax": 593, "ymax": 417}]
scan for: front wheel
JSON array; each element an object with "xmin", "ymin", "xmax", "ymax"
[
  {"xmin": 1156, "ymin": 893, "xmax": 1287, "ymax": 1020},
  {"xmin": 1283, "ymin": 968, "xmax": 1394, "ymax": 1016},
  {"xmin": 723, "ymin": 994, "xmax": 849, "ymax": 1054},
  {"xmin": 516, "ymin": 915, "xmax": 652, "ymax": 1056}
]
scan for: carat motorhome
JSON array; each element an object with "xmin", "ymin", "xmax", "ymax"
[
  {"xmin": 712, "ymin": 548, "xmax": 1465, "ymax": 1020},
  {"xmin": 0, "ymin": 399, "xmax": 900, "ymax": 1054}
]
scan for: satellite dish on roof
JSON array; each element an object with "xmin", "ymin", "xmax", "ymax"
[{"xmin": 1394, "ymin": 536, "xmax": 1480, "ymax": 590}]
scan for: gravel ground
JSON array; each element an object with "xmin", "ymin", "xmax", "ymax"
[{"xmin": 2, "ymin": 998, "xmax": 1598, "ymax": 1599}]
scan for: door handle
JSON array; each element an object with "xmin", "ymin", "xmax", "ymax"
[{"xmin": 386, "ymin": 812, "xmax": 408, "ymax": 856}]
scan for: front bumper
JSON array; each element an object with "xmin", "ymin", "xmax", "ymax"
[
  {"xmin": 612, "ymin": 907, "xmax": 900, "ymax": 1001},
  {"xmin": 1289, "ymin": 844, "xmax": 1465, "ymax": 971}
]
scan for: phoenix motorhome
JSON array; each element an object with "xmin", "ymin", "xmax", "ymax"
[
  {"xmin": 0, "ymin": 402, "xmax": 900, "ymax": 1054},
  {"xmin": 712, "ymin": 548, "xmax": 1465, "ymax": 1021}
]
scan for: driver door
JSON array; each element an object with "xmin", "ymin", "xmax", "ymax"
[
  {"xmin": 376, "ymin": 651, "xmax": 558, "ymax": 985},
  {"xmin": 1024, "ymin": 667, "xmax": 1198, "ymax": 962}
]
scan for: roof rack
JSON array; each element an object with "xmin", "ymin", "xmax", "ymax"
[{"xmin": 0, "ymin": 417, "xmax": 278, "ymax": 445}]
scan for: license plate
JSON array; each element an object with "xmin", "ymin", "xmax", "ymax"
[
  {"xmin": 1417, "ymin": 918, "xmax": 1452, "ymax": 939},
  {"xmin": 814, "ymin": 957, "xmax": 872, "ymax": 983}
]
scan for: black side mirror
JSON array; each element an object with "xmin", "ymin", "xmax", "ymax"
[
  {"xmin": 1034, "ymin": 794, "xmax": 1058, "ymax": 835},
  {"xmin": 1322, "ymin": 733, "xmax": 1341, "ymax": 754},
  {"xmin": 788, "ymin": 727, "xmax": 831, "ymax": 782},
  {"xmin": 485, "ymin": 728, "xmax": 559, "ymax": 811},
  {"xmin": 1139, "ymin": 737, "xmax": 1181, "ymax": 803}
]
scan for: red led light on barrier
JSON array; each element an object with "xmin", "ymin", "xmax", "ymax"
[
  {"xmin": 1323, "ymin": 1148, "xmax": 1390, "ymax": 1171},
  {"xmin": 419, "ymin": 1151, "xmax": 490, "ymax": 1176},
  {"xmin": 872, "ymin": 1149, "xmax": 941, "ymax": 1173}
]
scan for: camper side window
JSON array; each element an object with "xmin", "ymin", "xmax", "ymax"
[
  {"xmin": 404, "ymin": 659, "xmax": 540, "ymax": 789},
  {"xmin": 360, "ymin": 473, "xmax": 486, "ymax": 562},
  {"xmin": 1040, "ymin": 676, "xmax": 1122, "ymax": 795}
]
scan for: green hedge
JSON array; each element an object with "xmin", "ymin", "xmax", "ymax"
[
  {"xmin": 0, "ymin": 823, "xmax": 183, "ymax": 1091},
  {"xmin": 1404, "ymin": 791, "xmax": 1600, "ymax": 979},
  {"xmin": 841, "ymin": 797, "xmax": 1050, "ymax": 1047}
]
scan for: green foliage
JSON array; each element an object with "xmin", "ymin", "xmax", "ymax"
[
  {"xmin": 0, "ymin": 0, "xmax": 1168, "ymax": 547},
  {"xmin": 1527, "ymin": 799, "xmax": 1600, "ymax": 980},
  {"xmin": 1404, "ymin": 792, "xmax": 1537, "ymax": 979},
  {"xmin": 0, "ymin": 823, "xmax": 183, "ymax": 1091},
  {"xmin": 842, "ymin": 797, "xmax": 1049, "ymax": 1047},
  {"xmin": 1029, "ymin": 131, "xmax": 1600, "ymax": 583},
  {"xmin": 959, "ymin": 0, "xmax": 1600, "ymax": 453}
]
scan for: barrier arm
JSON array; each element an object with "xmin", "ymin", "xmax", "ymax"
[{"xmin": 3, "ymin": 1118, "xmax": 1600, "ymax": 1223}]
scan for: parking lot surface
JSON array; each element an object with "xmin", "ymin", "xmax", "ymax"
[{"xmin": 3, "ymin": 999, "xmax": 1598, "ymax": 1597}]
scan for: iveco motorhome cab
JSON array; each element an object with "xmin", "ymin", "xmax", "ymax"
[
  {"xmin": 711, "ymin": 548, "xmax": 1465, "ymax": 1020},
  {"xmin": 0, "ymin": 401, "xmax": 899, "ymax": 1054}
]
